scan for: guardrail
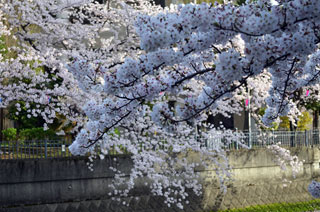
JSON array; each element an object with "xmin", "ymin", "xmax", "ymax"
[
  {"xmin": 1, "ymin": 130, "xmax": 320, "ymax": 160},
  {"xmin": 209, "ymin": 130, "xmax": 320, "ymax": 150},
  {"xmin": 0, "ymin": 140, "xmax": 72, "ymax": 159}
]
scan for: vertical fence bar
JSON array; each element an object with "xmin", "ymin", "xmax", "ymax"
[
  {"xmin": 35, "ymin": 141, "xmax": 38, "ymax": 159},
  {"xmin": 28, "ymin": 142, "xmax": 30, "ymax": 159},
  {"xmin": 318, "ymin": 129, "xmax": 320, "ymax": 145},
  {"xmin": 43, "ymin": 140, "xmax": 45, "ymax": 159},
  {"xmin": 32, "ymin": 141, "xmax": 34, "ymax": 159},
  {"xmin": 15, "ymin": 141, "xmax": 17, "ymax": 159},
  {"xmin": 305, "ymin": 130, "xmax": 307, "ymax": 147},
  {"xmin": 44, "ymin": 140, "xmax": 46, "ymax": 159},
  {"xmin": 272, "ymin": 130, "xmax": 275, "ymax": 145},
  {"xmin": 314, "ymin": 130, "xmax": 316, "ymax": 146},
  {"xmin": 63, "ymin": 141, "xmax": 66, "ymax": 157},
  {"xmin": 11, "ymin": 141, "xmax": 13, "ymax": 159},
  {"xmin": 64, "ymin": 141, "xmax": 66, "ymax": 157},
  {"xmin": 37, "ymin": 141, "xmax": 39, "ymax": 159},
  {"xmin": 235, "ymin": 129, "xmax": 238, "ymax": 150},
  {"xmin": 311, "ymin": 130, "xmax": 314, "ymax": 147},
  {"xmin": 9, "ymin": 141, "xmax": 11, "ymax": 159},
  {"xmin": 315, "ymin": 129, "xmax": 320, "ymax": 144},
  {"xmin": 20, "ymin": 141, "xmax": 22, "ymax": 159}
]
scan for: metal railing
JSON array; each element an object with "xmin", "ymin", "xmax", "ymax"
[
  {"xmin": 0, "ymin": 140, "xmax": 73, "ymax": 160},
  {"xmin": 1, "ymin": 130, "xmax": 320, "ymax": 160},
  {"xmin": 217, "ymin": 129, "xmax": 320, "ymax": 150}
]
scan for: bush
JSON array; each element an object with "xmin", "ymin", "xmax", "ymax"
[
  {"xmin": 19, "ymin": 128, "xmax": 59, "ymax": 141},
  {"xmin": 1, "ymin": 128, "xmax": 17, "ymax": 141}
]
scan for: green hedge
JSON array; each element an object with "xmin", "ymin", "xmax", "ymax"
[
  {"xmin": 1, "ymin": 128, "xmax": 17, "ymax": 141},
  {"xmin": 2, "ymin": 127, "xmax": 61, "ymax": 141},
  {"xmin": 218, "ymin": 199, "xmax": 320, "ymax": 212},
  {"xmin": 19, "ymin": 128, "xmax": 58, "ymax": 141}
]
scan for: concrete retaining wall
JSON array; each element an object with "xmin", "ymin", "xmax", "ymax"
[
  {"xmin": 203, "ymin": 147, "xmax": 320, "ymax": 210},
  {"xmin": 1, "ymin": 147, "xmax": 320, "ymax": 212}
]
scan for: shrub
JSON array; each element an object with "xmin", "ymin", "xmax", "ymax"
[
  {"xmin": 19, "ymin": 128, "xmax": 59, "ymax": 141},
  {"xmin": 1, "ymin": 128, "xmax": 17, "ymax": 141}
]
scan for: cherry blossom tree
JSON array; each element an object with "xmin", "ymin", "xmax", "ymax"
[
  {"xmin": 0, "ymin": 0, "xmax": 235, "ymax": 208},
  {"xmin": 1, "ymin": 0, "xmax": 318, "ymax": 208},
  {"xmin": 68, "ymin": 0, "xmax": 320, "ymax": 201},
  {"xmin": 68, "ymin": 0, "xmax": 320, "ymax": 148}
]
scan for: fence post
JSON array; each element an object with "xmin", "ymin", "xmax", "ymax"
[
  {"xmin": 318, "ymin": 129, "xmax": 320, "ymax": 145},
  {"xmin": 305, "ymin": 130, "xmax": 308, "ymax": 147},
  {"xmin": 310, "ymin": 130, "xmax": 313, "ymax": 147},
  {"xmin": 235, "ymin": 128, "xmax": 238, "ymax": 150},
  {"xmin": 16, "ymin": 141, "xmax": 19, "ymax": 160},
  {"xmin": 272, "ymin": 129, "xmax": 275, "ymax": 144},
  {"xmin": 45, "ymin": 140, "xmax": 48, "ymax": 159}
]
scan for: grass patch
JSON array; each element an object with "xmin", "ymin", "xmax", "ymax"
[{"xmin": 218, "ymin": 199, "xmax": 320, "ymax": 212}]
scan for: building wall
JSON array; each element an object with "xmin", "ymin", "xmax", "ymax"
[
  {"xmin": 0, "ymin": 109, "xmax": 14, "ymax": 141},
  {"xmin": 234, "ymin": 110, "xmax": 258, "ymax": 131},
  {"xmin": 2, "ymin": 109, "xmax": 14, "ymax": 129}
]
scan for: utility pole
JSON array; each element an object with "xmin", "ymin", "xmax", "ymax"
[{"xmin": 248, "ymin": 89, "xmax": 252, "ymax": 148}]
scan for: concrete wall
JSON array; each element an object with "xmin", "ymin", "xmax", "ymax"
[
  {"xmin": 0, "ymin": 155, "xmax": 203, "ymax": 212},
  {"xmin": 202, "ymin": 147, "xmax": 320, "ymax": 210},
  {"xmin": 1, "ymin": 148, "xmax": 320, "ymax": 212}
]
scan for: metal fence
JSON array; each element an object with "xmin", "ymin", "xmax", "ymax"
[
  {"xmin": 223, "ymin": 129, "xmax": 320, "ymax": 150},
  {"xmin": 1, "ymin": 130, "xmax": 320, "ymax": 160},
  {"xmin": 0, "ymin": 140, "xmax": 72, "ymax": 160}
]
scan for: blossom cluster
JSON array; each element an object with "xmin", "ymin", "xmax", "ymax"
[{"xmin": 267, "ymin": 143, "xmax": 304, "ymax": 179}]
